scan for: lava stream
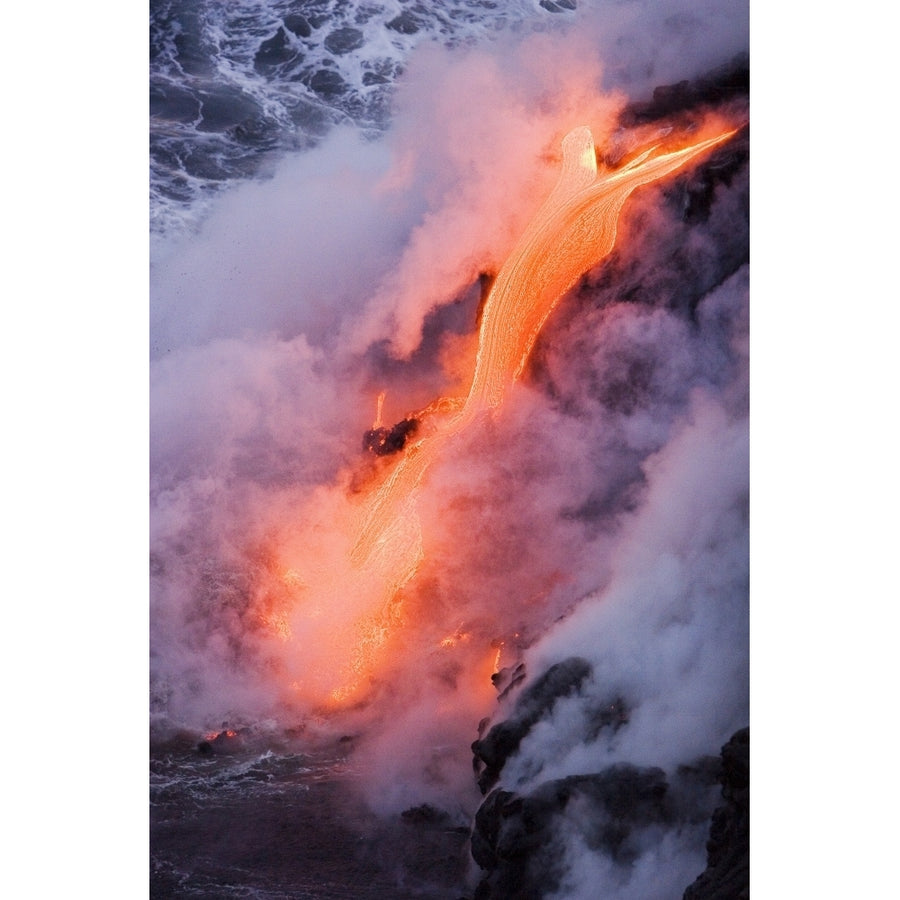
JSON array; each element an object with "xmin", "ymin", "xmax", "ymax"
[
  {"xmin": 351, "ymin": 126, "xmax": 734, "ymax": 569},
  {"xmin": 291, "ymin": 123, "xmax": 736, "ymax": 706}
]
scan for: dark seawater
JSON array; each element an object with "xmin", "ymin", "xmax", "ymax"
[
  {"xmin": 149, "ymin": 0, "xmax": 544, "ymax": 236},
  {"xmin": 150, "ymin": 732, "xmax": 472, "ymax": 898}
]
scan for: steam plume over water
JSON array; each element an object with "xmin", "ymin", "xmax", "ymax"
[{"xmin": 149, "ymin": 1, "xmax": 750, "ymax": 896}]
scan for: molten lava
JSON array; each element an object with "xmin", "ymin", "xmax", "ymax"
[{"xmin": 285, "ymin": 123, "xmax": 736, "ymax": 707}]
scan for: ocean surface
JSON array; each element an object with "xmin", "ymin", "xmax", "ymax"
[
  {"xmin": 150, "ymin": 0, "xmax": 553, "ymax": 237},
  {"xmin": 151, "ymin": 729, "xmax": 473, "ymax": 898}
]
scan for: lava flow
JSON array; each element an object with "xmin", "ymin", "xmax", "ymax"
[{"xmin": 285, "ymin": 123, "xmax": 736, "ymax": 707}]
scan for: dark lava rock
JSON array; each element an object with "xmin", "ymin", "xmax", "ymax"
[
  {"xmin": 491, "ymin": 662, "xmax": 526, "ymax": 700},
  {"xmin": 363, "ymin": 417, "xmax": 420, "ymax": 456},
  {"xmin": 324, "ymin": 26, "xmax": 365, "ymax": 56},
  {"xmin": 669, "ymin": 755, "xmax": 725, "ymax": 824},
  {"xmin": 683, "ymin": 727, "xmax": 749, "ymax": 900},
  {"xmin": 472, "ymin": 765, "xmax": 669, "ymax": 899},
  {"xmin": 612, "ymin": 55, "xmax": 750, "ymax": 228},
  {"xmin": 283, "ymin": 14, "xmax": 312, "ymax": 39},
  {"xmin": 254, "ymin": 27, "xmax": 297, "ymax": 75},
  {"xmin": 472, "ymin": 657, "xmax": 594, "ymax": 794},
  {"xmin": 677, "ymin": 128, "xmax": 749, "ymax": 226},
  {"xmin": 386, "ymin": 11, "xmax": 421, "ymax": 34},
  {"xmin": 621, "ymin": 53, "xmax": 749, "ymax": 126},
  {"xmin": 196, "ymin": 729, "xmax": 244, "ymax": 755}
]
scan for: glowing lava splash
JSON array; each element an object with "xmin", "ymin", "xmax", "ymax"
[{"xmin": 289, "ymin": 124, "xmax": 736, "ymax": 706}]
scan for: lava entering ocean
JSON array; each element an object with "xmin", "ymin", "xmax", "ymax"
[
  {"xmin": 273, "ymin": 122, "xmax": 738, "ymax": 709},
  {"xmin": 148, "ymin": 5, "xmax": 751, "ymax": 894}
]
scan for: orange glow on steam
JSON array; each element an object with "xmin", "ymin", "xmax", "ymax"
[{"xmin": 278, "ymin": 123, "xmax": 736, "ymax": 709}]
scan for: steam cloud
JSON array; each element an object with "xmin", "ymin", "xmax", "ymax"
[{"xmin": 150, "ymin": 2, "xmax": 749, "ymax": 896}]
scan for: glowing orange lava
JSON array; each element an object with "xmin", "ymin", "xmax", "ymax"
[
  {"xmin": 351, "ymin": 126, "xmax": 734, "ymax": 569},
  {"xmin": 286, "ymin": 123, "xmax": 736, "ymax": 707}
]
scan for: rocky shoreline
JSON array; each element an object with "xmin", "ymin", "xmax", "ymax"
[{"xmin": 459, "ymin": 658, "xmax": 749, "ymax": 899}]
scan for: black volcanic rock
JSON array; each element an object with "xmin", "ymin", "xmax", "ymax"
[
  {"xmin": 196, "ymin": 729, "xmax": 244, "ymax": 755},
  {"xmin": 610, "ymin": 55, "xmax": 750, "ymax": 230},
  {"xmin": 491, "ymin": 662, "xmax": 526, "ymax": 700},
  {"xmin": 363, "ymin": 417, "xmax": 420, "ymax": 456},
  {"xmin": 472, "ymin": 657, "xmax": 593, "ymax": 794},
  {"xmin": 683, "ymin": 727, "xmax": 749, "ymax": 900},
  {"xmin": 472, "ymin": 765, "xmax": 670, "ymax": 899},
  {"xmin": 621, "ymin": 54, "xmax": 749, "ymax": 126}
]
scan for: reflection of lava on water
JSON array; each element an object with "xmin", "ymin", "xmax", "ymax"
[{"xmin": 279, "ymin": 122, "xmax": 739, "ymax": 708}]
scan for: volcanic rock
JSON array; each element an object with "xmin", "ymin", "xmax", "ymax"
[
  {"xmin": 472, "ymin": 657, "xmax": 593, "ymax": 794},
  {"xmin": 196, "ymin": 729, "xmax": 244, "ymax": 755},
  {"xmin": 621, "ymin": 53, "xmax": 750, "ymax": 125},
  {"xmin": 683, "ymin": 727, "xmax": 750, "ymax": 900},
  {"xmin": 491, "ymin": 662, "xmax": 526, "ymax": 700},
  {"xmin": 363, "ymin": 417, "xmax": 420, "ymax": 456},
  {"xmin": 472, "ymin": 765, "xmax": 670, "ymax": 899},
  {"xmin": 612, "ymin": 55, "xmax": 750, "ymax": 229}
]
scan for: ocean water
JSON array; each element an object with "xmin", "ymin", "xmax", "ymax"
[
  {"xmin": 150, "ymin": 0, "xmax": 548, "ymax": 237},
  {"xmin": 150, "ymin": 730, "xmax": 472, "ymax": 898}
]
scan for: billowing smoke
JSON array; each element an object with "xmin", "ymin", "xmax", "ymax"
[{"xmin": 151, "ymin": 1, "xmax": 749, "ymax": 896}]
